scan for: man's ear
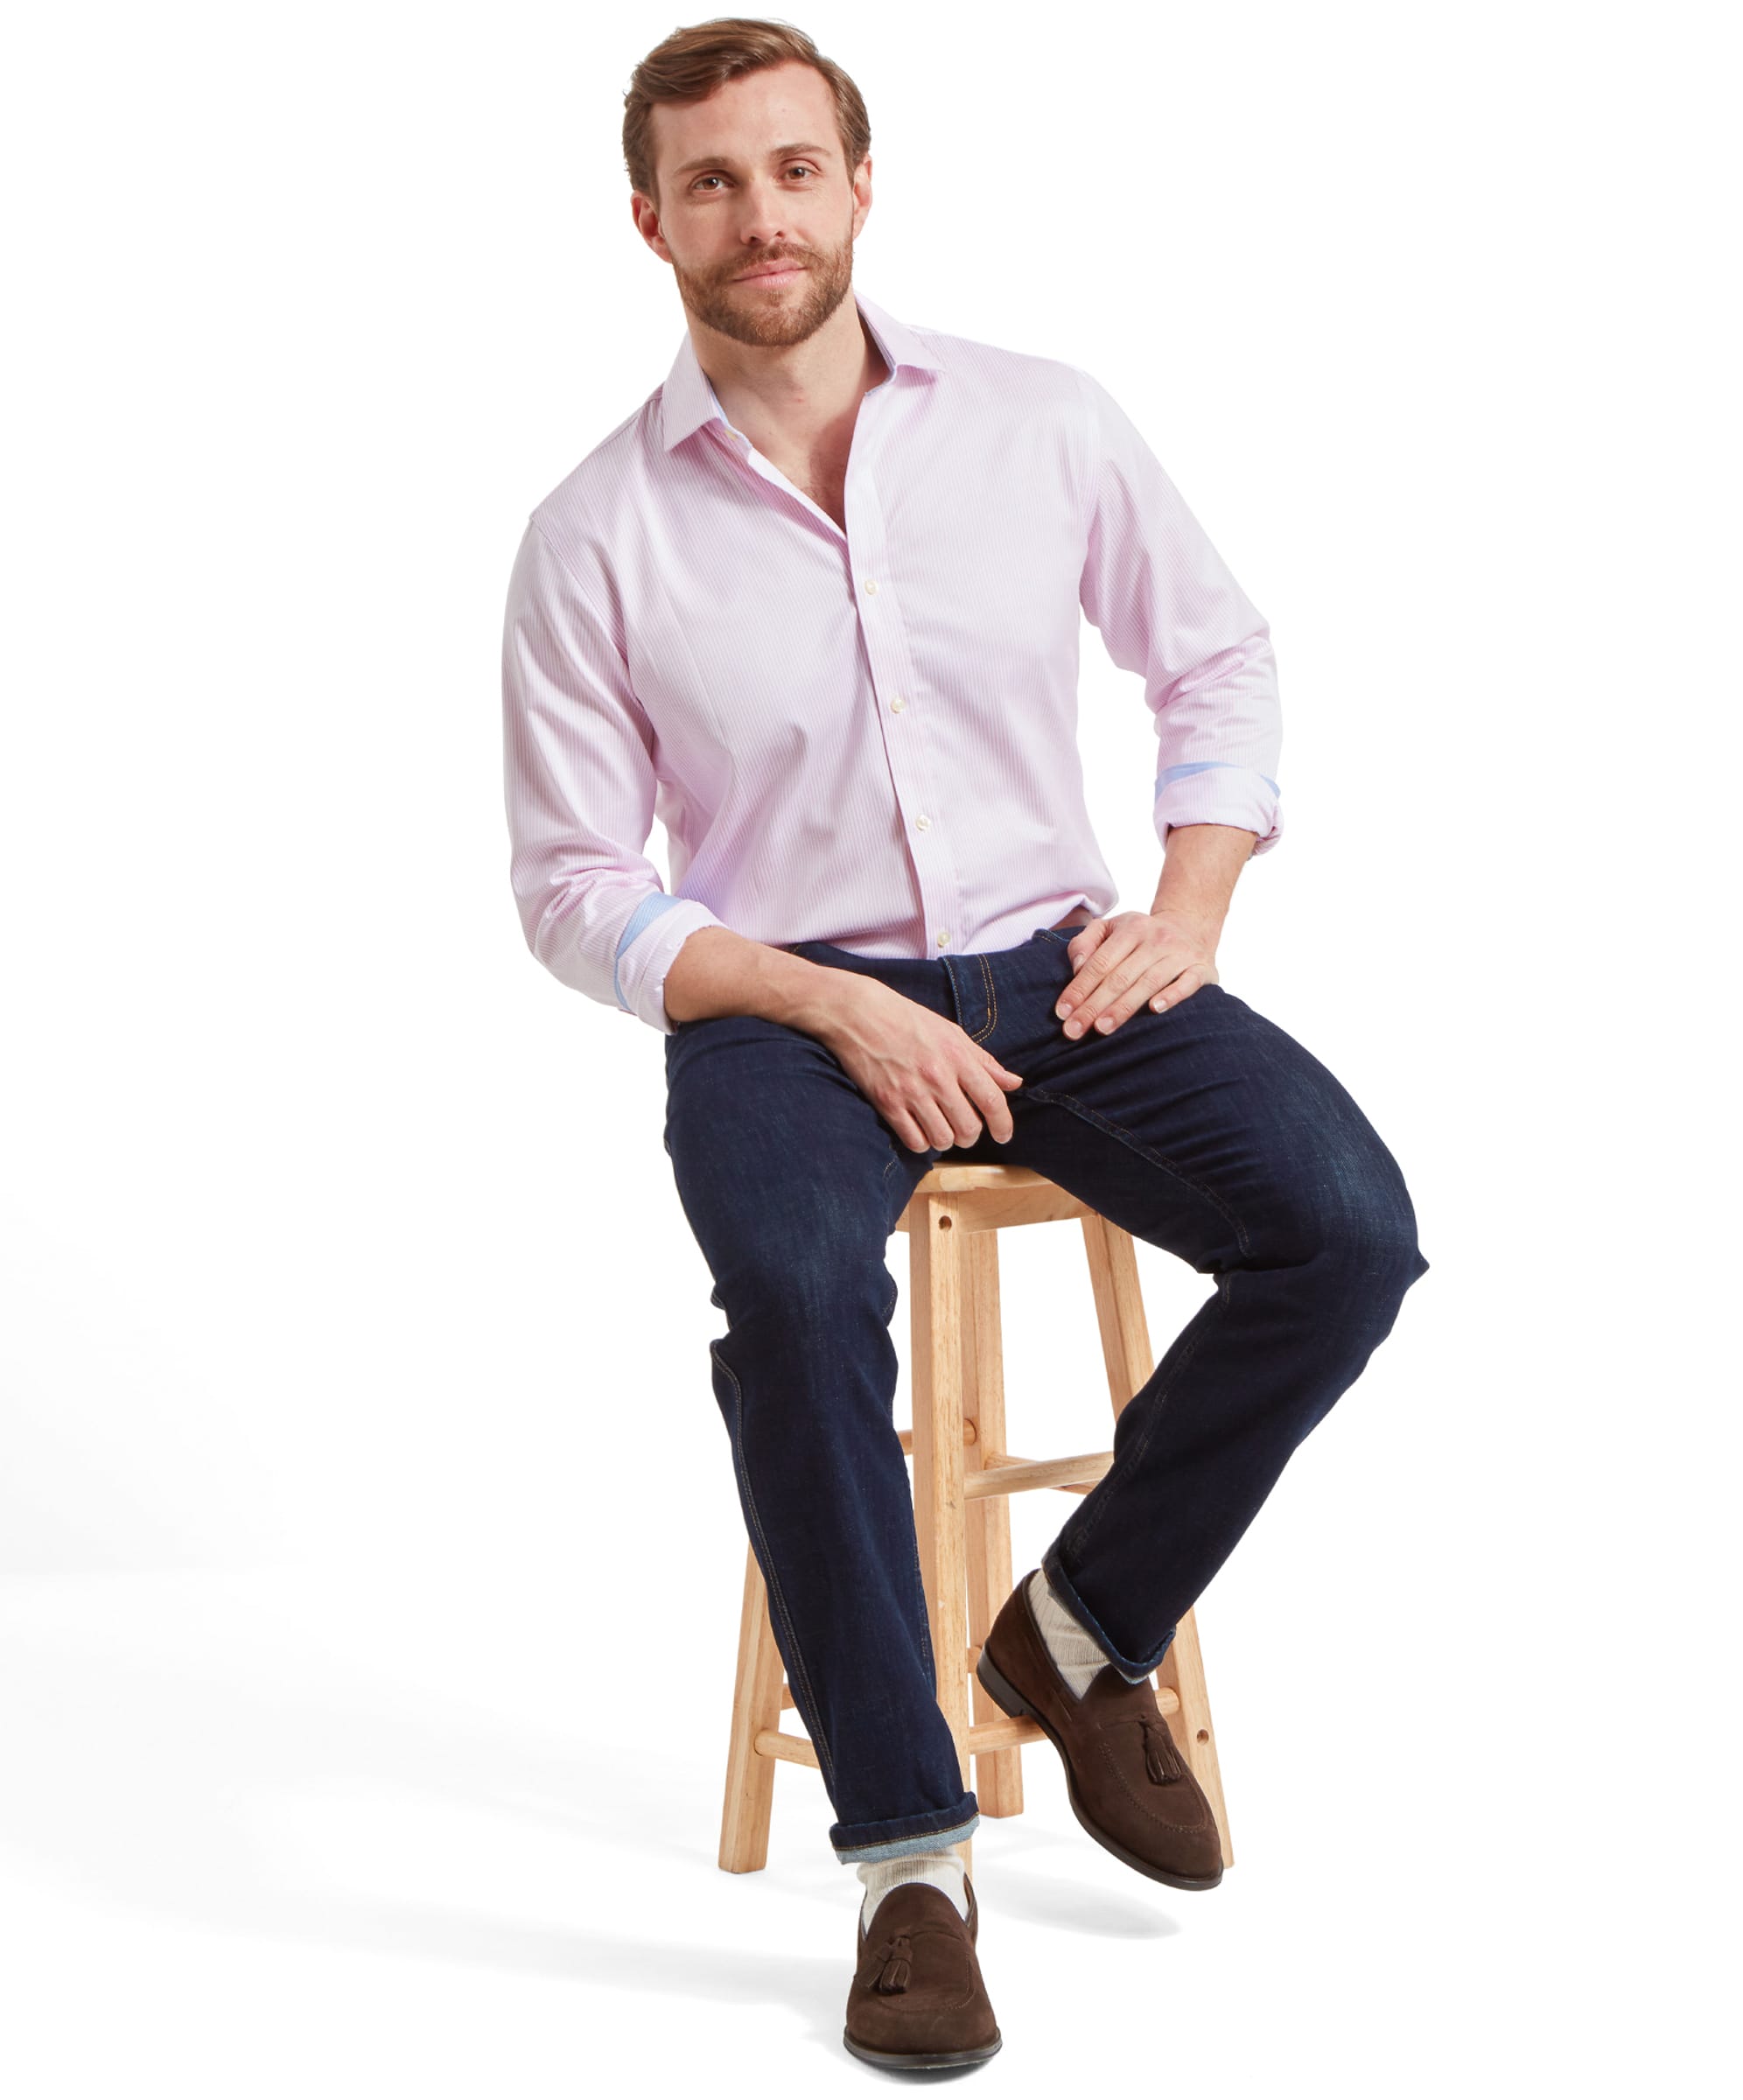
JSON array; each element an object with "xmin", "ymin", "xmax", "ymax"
[
  {"xmin": 629, "ymin": 192, "xmax": 670, "ymax": 263},
  {"xmin": 850, "ymin": 153, "xmax": 874, "ymax": 236}
]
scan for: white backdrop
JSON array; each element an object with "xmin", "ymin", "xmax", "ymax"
[{"xmin": 3, "ymin": 3, "xmax": 1736, "ymax": 2091}]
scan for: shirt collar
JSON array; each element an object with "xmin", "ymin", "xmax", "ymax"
[{"xmin": 658, "ymin": 290, "xmax": 942, "ymax": 452}]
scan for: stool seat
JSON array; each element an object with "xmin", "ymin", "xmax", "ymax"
[{"xmin": 718, "ymin": 1160, "xmax": 1234, "ymax": 1876}]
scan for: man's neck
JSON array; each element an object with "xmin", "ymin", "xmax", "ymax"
[{"xmin": 692, "ymin": 293, "xmax": 889, "ymax": 464}]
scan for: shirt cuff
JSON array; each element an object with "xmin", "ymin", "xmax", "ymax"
[
  {"xmin": 1154, "ymin": 761, "xmax": 1284, "ymax": 856},
  {"xmin": 612, "ymin": 894, "xmax": 724, "ymax": 1033}
]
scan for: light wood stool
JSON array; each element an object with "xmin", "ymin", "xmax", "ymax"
[{"xmin": 718, "ymin": 1162, "xmax": 1234, "ymax": 1877}]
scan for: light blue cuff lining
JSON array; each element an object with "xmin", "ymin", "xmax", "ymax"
[
  {"xmin": 612, "ymin": 892, "xmax": 686, "ymax": 1012},
  {"xmin": 1155, "ymin": 760, "xmax": 1282, "ymax": 800}
]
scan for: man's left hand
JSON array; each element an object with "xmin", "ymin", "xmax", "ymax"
[{"xmin": 1054, "ymin": 910, "xmax": 1220, "ymax": 1039}]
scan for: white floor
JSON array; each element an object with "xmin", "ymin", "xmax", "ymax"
[{"xmin": 0, "ymin": 1555, "xmax": 1720, "ymax": 2097}]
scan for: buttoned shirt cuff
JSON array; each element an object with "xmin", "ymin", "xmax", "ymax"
[
  {"xmin": 1154, "ymin": 761, "xmax": 1284, "ymax": 856},
  {"xmin": 612, "ymin": 894, "xmax": 724, "ymax": 1033}
]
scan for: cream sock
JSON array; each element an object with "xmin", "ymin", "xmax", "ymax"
[
  {"xmin": 1027, "ymin": 1567, "xmax": 1112, "ymax": 1698},
  {"xmin": 857, "ymin": 1850, "xmax": 969, "ymax": 1931}
]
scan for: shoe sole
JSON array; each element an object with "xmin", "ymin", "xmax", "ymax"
[
  {"xmin": 975, "ymin": 1650, "xmax": 1224, "ymax": 1892},
  {"xmin": 842, "ymin": 2028, "xmax": 1003, "ymax": 2069}
]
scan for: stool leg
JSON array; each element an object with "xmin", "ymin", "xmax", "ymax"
[
  {"xmin": 963, "ymin": 1230, "xmax": 1023, "ymax": 1816},
  {"xmin": 910, "ymin": 1194, "xmax": 974, "ymax": 1876},
  {"xmin": 1081, "ymin": 1210, "xmax": 1235, "ymax": 1868},
  {"xmin": 1157, "ymin": 1606, "xmax": 1235, "ymax": 1866},
  {"xmin": 718, "ymin": 1541, "xmax": 786, "ymax": 1872}
]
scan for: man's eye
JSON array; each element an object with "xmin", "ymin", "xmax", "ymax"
[{"xmin": 691, "ymin": 165, "xmax": 814, "ymax": 192}]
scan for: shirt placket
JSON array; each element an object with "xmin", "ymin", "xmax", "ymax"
[{"xmin": 841, "ymin": 425, "xmax": 966, "ymax": 959}]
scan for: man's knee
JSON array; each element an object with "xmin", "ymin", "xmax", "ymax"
[
  {"xmin": 1255, "ymin": 1131, "xmax": 1426, "ymax": 1327},
  {"xmin": 1303, "ymin": 1173, "xmax": 1428, "ymax": 1335},
  {"xmin": 706, "ymin": 1241, "xmax": 901, "ymax": 1459},
  {"xmin": 715, "ymin": 1236, "xmax": 900, "ymax": 1341}
]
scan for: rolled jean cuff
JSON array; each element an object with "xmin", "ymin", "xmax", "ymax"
[
  {"xmin": 1042, "ymin": 1544, "xmax": 1175, "ymax": 1683},
  {"xmin": 830, "ymin": 1797, "xmax": 980, "ymax": 1865}
]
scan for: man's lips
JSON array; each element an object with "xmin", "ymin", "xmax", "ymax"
[{"xmin": 734, "ymin": 263, "xmax": 805, "ymax": 284}]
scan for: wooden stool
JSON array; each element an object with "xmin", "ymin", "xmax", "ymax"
[{"xmin": 718, "ymin": 1162, "xmax": 1234, "ymax": 1877}]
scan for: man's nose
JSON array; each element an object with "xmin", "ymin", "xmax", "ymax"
[{"xmin": 735, "ymin": 176, "xmax": 791, "ymax": 245}]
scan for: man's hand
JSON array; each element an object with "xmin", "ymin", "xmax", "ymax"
[
  {"xmin": 1054, "ymin": 909, "xmax": 1221, "ymax": 1040},
  {"xmin": 813, "ymin": 979, "xmax": 1026, "ymax": 1152}
]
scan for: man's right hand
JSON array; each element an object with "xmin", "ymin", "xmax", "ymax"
[{"xmin": 808, "ymin": 977, "xmax": 1026, "ymax": 1152}]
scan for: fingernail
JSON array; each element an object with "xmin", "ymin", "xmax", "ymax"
[
  {"xmin": 1096, "ymin": 1016, "xmax": 1114, "ymax": 1032},
  {"xmin": 1056, "ymin": 1002, "xmax": 1072, "ymax": 1018},
  {"xmin": 1064, "ymin": 1019, "xmax": 1082, "ymax": 1037}
]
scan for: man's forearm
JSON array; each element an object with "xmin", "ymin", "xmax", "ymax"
[
  {"xmin": 1149, "ymin": 822, "xmax": 1260, "ymax": 940},
  {"xmin": 662, "ymin": 924, "xmax": 856, "ymax": 1036}
]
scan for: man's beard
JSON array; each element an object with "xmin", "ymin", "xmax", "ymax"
[{"xmin": 673, "ymin": 228, "xmax": 856, "ymax": 348}]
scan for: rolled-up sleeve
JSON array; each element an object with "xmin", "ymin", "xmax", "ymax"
[
  {"xmin": 1075, "ymin": 369, "xmax": 1284, "ymax": 856},
  {"xmin": 501, "ymin": 521, "xmax": 724, "ymax": 1032}
]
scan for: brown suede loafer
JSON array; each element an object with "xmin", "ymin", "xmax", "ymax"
[
  {"xmin": 976, "ymin": 1572, "xmax": 1223, "ymax": 1891},
  {"xmin": 843, "ymin": 1877, "xmax": 1002, "ymax": 2070}
]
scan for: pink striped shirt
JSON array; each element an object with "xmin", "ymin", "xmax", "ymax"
[{"xmin": 500, "ymin": 291, "xmax": 1282, "ymax": 1033}]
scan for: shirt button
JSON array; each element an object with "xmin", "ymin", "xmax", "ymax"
[
  {"xmin": 890, "ymin": 694, "xmax": 906, "ymax": 712},
  {"xmin": 915, "ymin": 814, "xmax": 931, "ymax": 830},
  {"xmin": 863, "ymin": 578, "xmax": 878, "ymax": 595},
  {"xmin": 936, "ymin": 929, "xmax": 951, "ymax": 948}
]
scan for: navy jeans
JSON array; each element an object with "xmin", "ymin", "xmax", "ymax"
[{"xmin": 662, "ymin": 927, "xmax": 1429, "ymax": 1863}]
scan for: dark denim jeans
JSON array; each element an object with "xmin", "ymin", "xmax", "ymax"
[{"xmin": 662, "ymin": 927, "xmax": 1429, "ymax": 1863}]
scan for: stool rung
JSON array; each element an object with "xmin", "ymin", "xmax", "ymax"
[
  {"xmin": 770, "ymin": 1673, "xmax": 1181, "ymax": 1740},
  {"xmin": 967, "ymin": 1449, "xmax": 1113, "ymax": 1497},
  {"xmin": 965, "ymin": 1651, "xmax": 1180, "ymax": 1716},
  {"xmin": 897, "ymin": 1429, "xmax": 1105, "ymax": 1489},
  {"xmin": 755, "ymin": 1728, "xmax": 821, "ymax": 1769}
]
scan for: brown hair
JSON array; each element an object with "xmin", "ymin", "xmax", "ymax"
[{"xmin": 622, "ymin": 17, "xmax": 872, "ymax": 208}]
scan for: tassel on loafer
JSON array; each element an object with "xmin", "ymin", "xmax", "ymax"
[
  {"xmin": 976, "ymin": 1571, "xmax": 1224, "ymax": 1891},
  {"xmin": 843, "ymin": 1877, "xmax": 1002, "ymax": 2070}
]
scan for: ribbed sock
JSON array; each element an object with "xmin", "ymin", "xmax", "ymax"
[
  {"xmin": 1027, "ymin": 1567, "xmax": 1112, "ymax": 1698},
  {"xmin": 857, "ymin": 1849, "xmax": 969, "ymax": 1931}
]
